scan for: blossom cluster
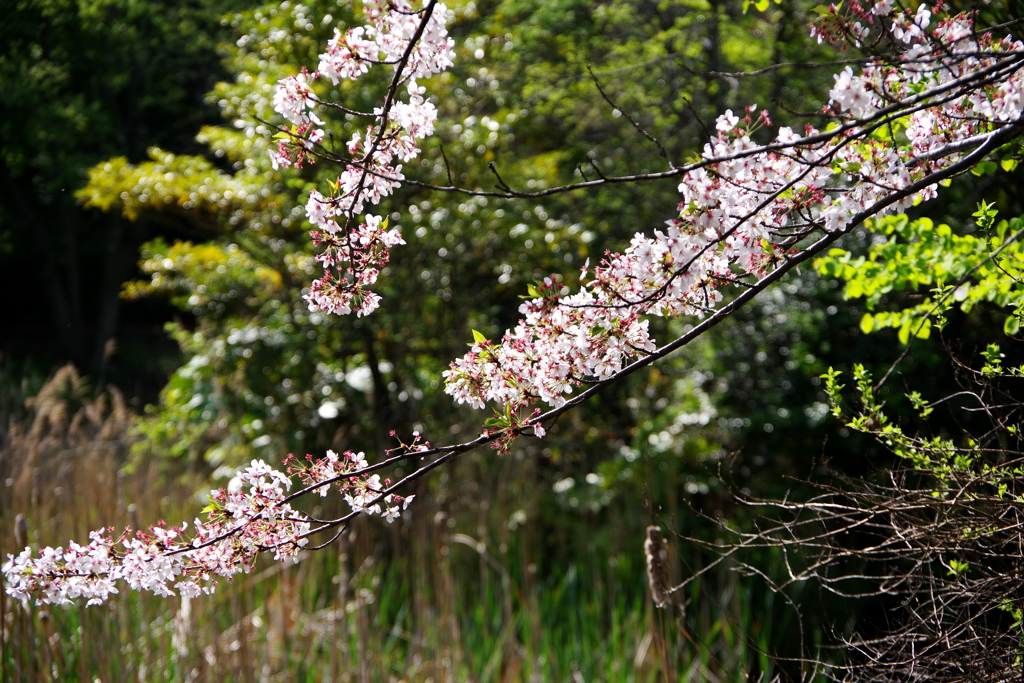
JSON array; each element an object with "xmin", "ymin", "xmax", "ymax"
[
  {"xmin": 3, "ymin": 452, "xmax": 409, "ymax": 606},
  {"xmin": 271, "ymin": 0, "xmax": 454, "ymax": 317},
  {"xmin": 826, "ymin": 4, "xmax": 1024, "ymax": 134},
  {"xmin": 443, "ymin": 4, "xmax": 1024, "ymax": 423},
  {"xmin": 304, "ymin": 212, "xmax": 405, "ymax": 315},
  {"xmin": 285, "ymin": 449, "xmax": 414, "ymax": 523}
]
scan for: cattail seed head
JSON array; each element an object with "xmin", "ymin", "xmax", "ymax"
[
  {"xmin": 645, "ymin": 525, "xmax": 669, "ymax": 608},
  {"xmin": 14, "ymin": 513, "xmax": 28, "ymax": 549}
]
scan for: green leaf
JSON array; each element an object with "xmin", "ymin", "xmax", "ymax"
[
  {"xmin": 947, "ymin": 559, "xmax": 970, "ymax": 576},
  {"xmin": 971, "ymin": 161, "xmax": 998, "ymax": 176},
  {"xmin": 859, "ymin": 313, "xmax": 874, "ymax": 334},
  {"xmin": 898, "ymin": 320, "xmax": 912, "ymax": 345},
  {"xmin": 472, "ymin": 329, "xmax": 488, "ymax": 344},
  {"xmin": 1004, "ymin": 316, "xmax": 1020, "ymax": 336}
]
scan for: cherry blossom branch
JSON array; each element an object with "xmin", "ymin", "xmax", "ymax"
[
  {"xmin": 5, "ymin": 0, "xmax": 1024, "ymax": 609},
  {"xmin": 278, "ymin": 119, "xmax": 1023, "ymax": 538},
  {"xmin": 271, "ymin": 0, "xmax": 454, "ymax": 317},
  {"xmin": 442, "ymin": 4, "xmax": 1024, "ymax": 416},
  {"xmin": 336, "ymin": 48, "xmax": 1024, "ymax": 202},
  {"xmin": 290, "ymin": 113, "xmax": 1024, "ymax": 535}
]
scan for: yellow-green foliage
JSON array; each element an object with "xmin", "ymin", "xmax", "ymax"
[
  {"xmin": 77, "ymin": 149, "xmax": 274, "ymax": 223},
  {"xmin": 816, "ymin": 204, "xmax": 1024, "ymax": 344},
  {"xmin": 123, "ymin": 240, "xmax": 283, "ymax": 315}
]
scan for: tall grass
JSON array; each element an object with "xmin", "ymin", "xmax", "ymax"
[{"xmin": 1, "ymin": 365, "xmax": 825, "ymax": 681}]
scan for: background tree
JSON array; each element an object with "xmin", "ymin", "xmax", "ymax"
[{"xmin": 0, "ymin": 0, "xmax": 252, "ymax": 388}]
